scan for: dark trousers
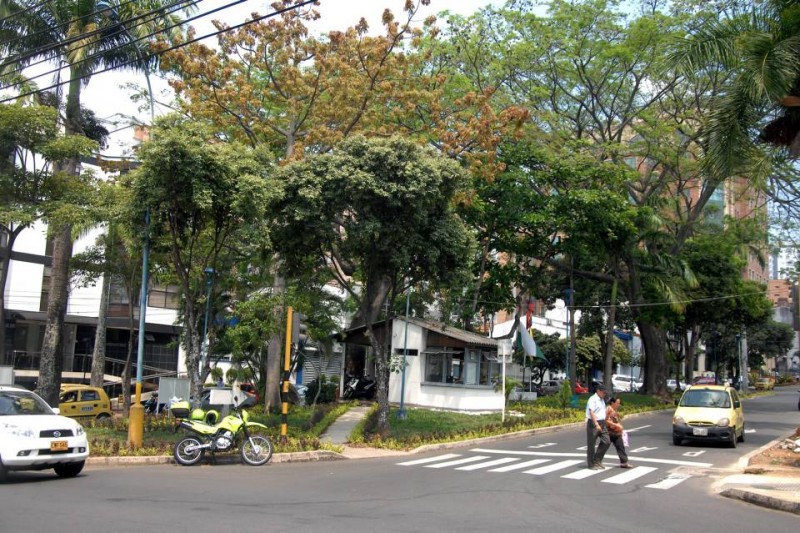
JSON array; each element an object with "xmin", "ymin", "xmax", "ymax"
[
  {"xmin": 586, "ymin": 419, "xmax": 611, "ymax": 467},
  {"xmin": 609, "ymin": 433, "xmax": 628, "ymax": 464}
]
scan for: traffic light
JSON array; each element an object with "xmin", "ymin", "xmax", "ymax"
[{"xmin": 291, "ymin": 311, "xmax": 308, "ymax": 346}]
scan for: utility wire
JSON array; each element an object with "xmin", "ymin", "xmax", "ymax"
[
  {"xmin": 0, "ymin": 0, "xmax": 146, "ymax": 48},
  {"xmin": 0, "ymin": 0, "xmax": 318, "ymax": 104},
  {"xmin": 0, "ymin": 0, "xmax": 317, "ymax": 104},
  {"xmin": 0, "ymin": 0, "xmax": 202, "ymax": 82},
  {"xmin": 0, "ymin": 0, "xmax": 51, "ymax": 24}
]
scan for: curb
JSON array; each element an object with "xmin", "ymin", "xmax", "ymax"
[
  {"xmin": 719, "ymin": 487, "xmax": 800, "ymax": 515},
  {"xmin": 87, "ymin": 449, "xmax": 344, "ymax": 467}
]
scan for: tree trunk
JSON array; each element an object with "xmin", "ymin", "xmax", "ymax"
[
  {"xmin": 37, "ymin": 223, "xmax": 73, "ymax": 405},
  {"xmin": 37, "ymin": 73, "xmax": 82, "ymax": 406},
  {"xmin": 638, "ymin": 320, "xmax": 669, "ymax": 397},
  {"xmin": 90, "ymin": 271, "xmax": 110, "ymax": 387}
]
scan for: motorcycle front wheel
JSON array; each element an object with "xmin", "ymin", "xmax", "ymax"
[
  {"xmin": 240, "ymin": 435, "xmax": 273, "ymax": 466},
  {"xmin": 174, "ymin": 436, "xmax": 205, "ymax": 466}
]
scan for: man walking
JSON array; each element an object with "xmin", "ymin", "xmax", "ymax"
[{"xmin": 585, "ymin": 383, "xmax": 610, "ymax": 469}]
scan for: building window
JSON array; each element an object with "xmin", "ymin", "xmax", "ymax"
[
  {"xmin": 424, "ymin": 347, "xmax": 500, "ymax": 386},
  {"xmin": 148, "ymin": 284, "xmax": 180, "ymax": 309}
]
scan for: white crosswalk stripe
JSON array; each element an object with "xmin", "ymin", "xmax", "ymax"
[
  {"xmin": 488, "ymin": 459, "xmax": 551, "ymax": 472},
  {"xmin": 424, "ymin": 456, "xmax": 490, "ymax": 469},
  {"xmin": 524, "ymin": 459, "xmax": 584, "ymax": 475},
  {"xmin": 602, "ymin": 466, "xmax": 658, "ymax": 484},
  {"xmin": 395, "ymin": 452, "xmax": 692, "ymax": 491},
  {"xmin": 562, "ymin": 467, "xmax": 604, "ymax": 480},
  {"xmin": 456, "ymin": 458, "xmax": 520, "ymax": 471},
  {"xmin": 646, "ymin": 474, "xmax": 692, "ymax": 490},
  {"xmin": 397, "ymin": 454, "xmax": 461, "ymax": 466}
]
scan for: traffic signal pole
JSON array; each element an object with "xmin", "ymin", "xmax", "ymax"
[{"xmin": 281, "ymin": 307, "xmax": 293, "ymax": 442}]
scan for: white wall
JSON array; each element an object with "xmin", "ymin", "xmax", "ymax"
[{"xmin": 387, "ymin": 320, "xmax": 505, "ymax": 411}]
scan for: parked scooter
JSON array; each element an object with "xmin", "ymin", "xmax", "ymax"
[
  {"xmin": 171, "ymin": 398, "xmax": 273, "ymax": 466},
  {"xmin": 342, "ymin": 374, "xmax": 376, "ymax": 400}
]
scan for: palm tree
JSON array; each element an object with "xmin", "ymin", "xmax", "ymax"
[
  {"xmin": 670, "ymin": 0, "xmax": 800, "ymax": 180},
  {"xmin": 0, "ymin": 0, "xmax": 191, "ymax": 404}
]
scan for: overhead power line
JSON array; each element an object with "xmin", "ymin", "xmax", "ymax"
[
  {"xmin": 0, "ymin": 0, "xmax": 147, "ymax": 49},
  {"xmin": 0, "ymin": 0, "xmax": 50, "ymax": 24},
  {"xmin": 0, "ymin": 0, "xmax": 203, "ymax": 83},
  {"xmin": 0, "ymin": 0, "xmax": 317, "ymax": 104}
]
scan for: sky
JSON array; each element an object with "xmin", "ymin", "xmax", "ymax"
[{"xmin": 78, "ymin": 0, "xmax": 503, "ymax": 156}]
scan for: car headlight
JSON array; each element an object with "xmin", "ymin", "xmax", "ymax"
[
  {"xmin": 0, "ymin": 422, "xmax": 35, "ymax": 438},
  {"xmin": 673, "ymin": 416, "xmax": 685, "ymax": 425},
  {"xmin": 716, "ymin": 418, "xmax": 730, "ymax": 427}
]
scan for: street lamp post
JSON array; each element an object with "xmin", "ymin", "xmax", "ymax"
[
  {"xmin": 199, "ymin": 267, "xmax": 215, "ymax": 378},
  {"xmin": 397, "ymin": 286, "xmax": 411, "ymax": 420}
]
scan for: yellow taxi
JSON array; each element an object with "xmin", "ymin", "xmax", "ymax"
[
  {"xmin": 754, "ymin": 377, "xmax": 775, "ymax": 391},
  {"xmin": 672, "ymin": 385, "xmax": 744, "ymax": 447},
  {"xmin": 59, "ymin": 385, "xmax": 113, "ymax": 420}
]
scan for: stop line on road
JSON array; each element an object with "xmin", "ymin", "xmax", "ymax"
[{"xmin": 397, "ymin": 448, "xmax": 706, "ymax": 490}]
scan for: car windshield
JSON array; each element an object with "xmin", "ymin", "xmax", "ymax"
[
  {"xmin": 0, "ymin": 390, "xmax": 54, "ymax": 416},
  {"xmin": 680, "ymin": 389, "xmax": 731, "ymax": 408}
]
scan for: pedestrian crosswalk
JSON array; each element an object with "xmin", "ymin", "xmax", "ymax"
[{"xmin": 396, "ymin": 451, "xmax": 693, "ymax": 490}]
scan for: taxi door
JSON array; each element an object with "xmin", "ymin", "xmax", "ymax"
[
  {"xmin": 76, "ymin": 389, "xmax": 102, "ymax": 416},
  {"xmin": 59, "ymin": 390, "xmax": 81, "ymax": 417}
]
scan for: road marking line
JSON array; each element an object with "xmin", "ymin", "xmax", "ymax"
[
  {"xmin": 528, "ymin": 443, "xmax": 557, "ymax": 449},
  {"xmin": 397, "ymin": 454, "xmax": 460, "ymax": 466},
  {"xmin": 524, "ymin": 459, "xmax": 584, "ymax": 475},
  {"xmin": 626, "ymin": 425, "xmax": 651, "ymax": 433},
  {"xmin": 425, "ymin": 456, "xmax": 490, "ymax": 469},
  {"xmin": 562, "ymin": 467, "xmax": 604, "ymax": 479},
  {"xmin": 602, "ymin": 466, "xmax": 658, "ymax": 484},
  {"xmin": 646, "ymin": 474, "xmax": 691, "ymax": 490},
  {"xmin": 469, "ymin": 448, "xmax": 712, "ymax": 467},
  {"xmin": 489, "ymin": 459, "xmax": 551, "ymax": 472},
  {"xmin": 456, "ymin": 458, "xmax": 520, "ymax": 471}
]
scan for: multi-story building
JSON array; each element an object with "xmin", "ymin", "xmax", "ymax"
[{"xmin": 1, "ymin": 155, "xmax": 183, "ymax": 391}]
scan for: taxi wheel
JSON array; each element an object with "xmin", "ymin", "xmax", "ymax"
[
  {"xmin": 672, "ymin": 435, "xmax": 681, "ymax": 446},
  {"xmin": 0, "ymin": 457, "xmax": 7, "ymax": 481},
  {"xmin": 96, "ymin": 413, "xmax": 111, "ymax": 421},
  {"xmin": 728, "ymin": 429, "xmax": 737, "ymax": 448},
  {"xmin": 737, "ymin": 425, "xmax": 745, "ymax": 443}
]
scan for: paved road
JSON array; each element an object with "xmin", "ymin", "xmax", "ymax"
[{"xmin": 1, "ymin": 389, "xmax": 798, "ymax": 532}]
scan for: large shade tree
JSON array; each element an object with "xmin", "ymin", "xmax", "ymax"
[
  {"xmin": 128, "ymin": 116, "xmax": 275, "ymax": 400},
  {"xmin": 0, "ymin": 0, "xmax": 191, "ymax": 404},
  {"xmin": 271, "ymin": 135, "xmax": 475, "ymax": 435}
]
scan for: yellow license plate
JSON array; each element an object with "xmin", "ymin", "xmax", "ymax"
[{"xmin": 50, "ymin": 440, "xmax": 68, "ymax": 452}]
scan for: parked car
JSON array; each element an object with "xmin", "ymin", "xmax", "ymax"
[
  {"xmin": 666, "ymin": 379, "xmax": 689, "ymax": 392},
  {"xmin": 611, "ymin": 374, "xmax": 642, "ymax": 392},
  {"xmin": 672, "ymin": 385, "xmax": 744, "ymax": 447},
  {"xmin": 58, "ymin": 385, "xmax": 112, "ymax": 420},
  {"xmin": 0, "ymin": 385, "xmax": 89, "ymax": 479},
  {"xmin": 574, "ymin": 382, "xmax": 588, "ymax": 394},
  {"xmin": 535, "ymin": 380, "xmax": 564, "ymax": 396}
]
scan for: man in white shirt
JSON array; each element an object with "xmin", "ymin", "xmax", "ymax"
[{"xmin": 585, "ymin": 383, "xmax": 610, "ymax": 469}]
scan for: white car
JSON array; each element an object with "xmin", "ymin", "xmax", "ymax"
[
  {"xmin": 0, "ymin": 385, "xmax": 89, "ymax": 479},
  {"xmin": 666, "ymin": 379, "xmax": 690, "ymax": 392},
  {"xmin": 611, "ymin": 374, "xmax": 642, "ymax": 392}
]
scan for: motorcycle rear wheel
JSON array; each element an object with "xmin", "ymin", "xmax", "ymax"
[
  {"xmin": 174, "ymin": 436, "xmax": 205, "ymax": 466},
  {"xmin": 240, "ymin": 435, "xmax": 273, "ymax": 466}
]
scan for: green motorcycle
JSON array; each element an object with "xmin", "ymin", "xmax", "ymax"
[{"xmin": 171, "ymin": 400, "xmax": 272, "ymax": 466}]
